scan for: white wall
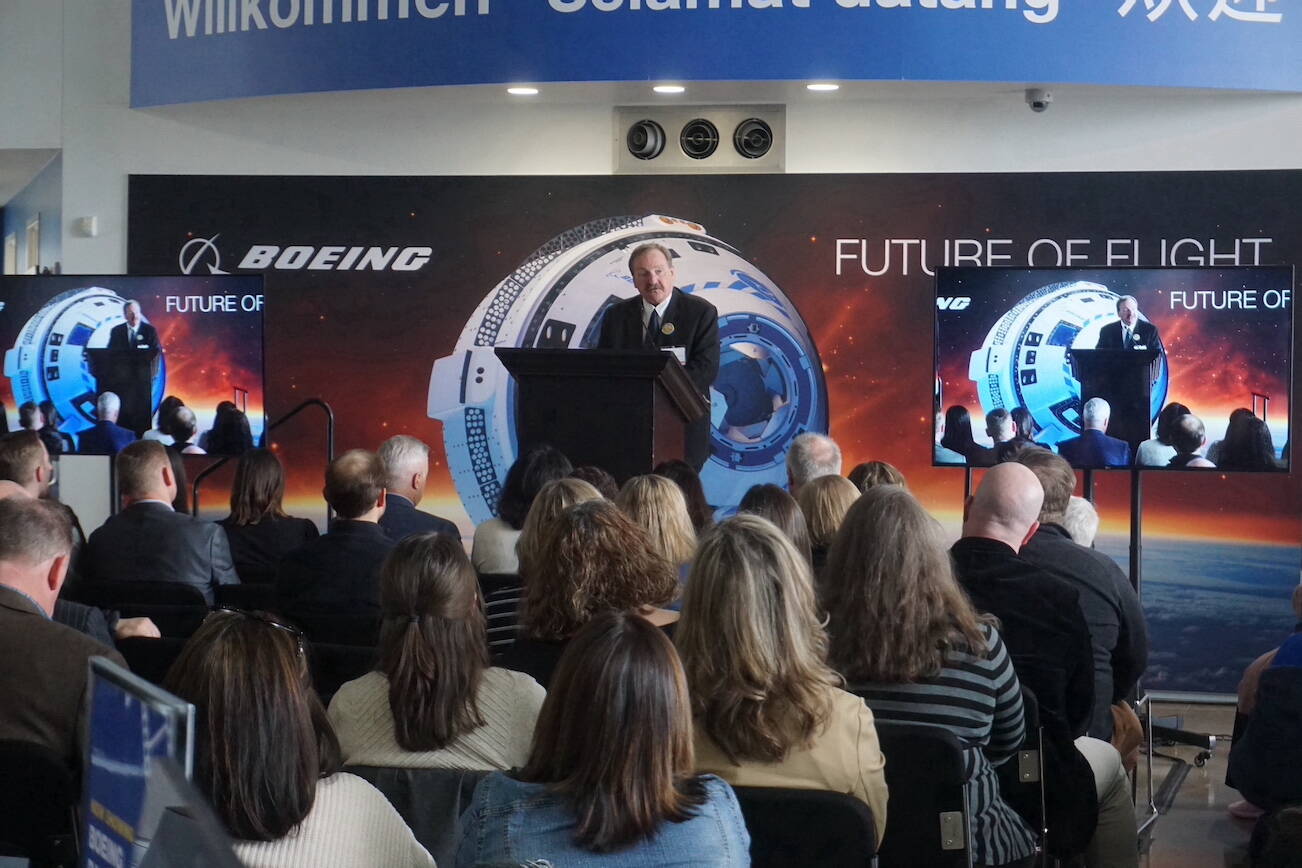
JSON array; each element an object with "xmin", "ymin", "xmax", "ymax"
[{"xmin": 0, "ymin": 0, "xmax": 62, "ymax": 150}]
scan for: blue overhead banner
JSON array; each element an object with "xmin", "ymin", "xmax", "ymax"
[{"xmin": 132, "ymin": 0, "xmax": 1299, "ymax": 107}]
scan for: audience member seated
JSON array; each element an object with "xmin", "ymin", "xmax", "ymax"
[
  {"xmin": 376, "ymin": 434, "xmax": 458, "ymax": 543},
  {"xmin": 1057, "ymin": 398, "xmax": 1131, "ymax": 469},
  {"xmin": 78, "ymin": 391, "xmax": 136, "ymax": 455},
  {"xmin": 166, "ymin": 405, "xmax": 207, "ymax": 455},
  {"xmin": 1227, "ymin": 633, "xmax": 1302, "ymax": 827},
  {"xmin": 1061, "ymin": 495, "xmax": 1100, "ymax": 547},
  {"xmin": 39, "ymin": 401, "xmax": 77, "ymax": 455},
  {"xmin": 472, "ymin": 444, "xmax": 571, "ymax": 575},
  {"xmin": 484, "ymin": 477, "xmax": 603, "ymax": 654},
  {"xmin": 570, "ymin": 464, "xmax": 620, "ymax": 500},
  {"xmin": 846, "ymin": 459, "xmax": 905, "ymax": 493},
  {"xmin": 1135, "ymin": 401, "xmax": 1190, "ymax": 467},
  {"xmin": 166, "ymin": 447, "xmax": 189, "ymax": 513},
  {"xmin": 985, "ymin": 408, "xmax": 1023, "ymax": 463},
  {"xmin": 1016, "ymin": 449, "xmax": 1149, "ymax": 741},
  {"xmin": 934, "ymin": 410, "xmax": 966, "ymax": 464},
  {"xmin": 786, "ymin": 431, "xmax": 842, "ymax": 496},
  {"xmin": 497, "ymin": 499, "xmax": 678, "ymax": 688},
  {"xmin": 163, "ymin": 610, "xmax": 434, "ymax": 868},
  {"xmin": 953, "ymin": 463, "xmax": 1137, "ymax": 867},
  {"xmin": 1008, "ymin": 407, "xmax": 1048, "ymax": 455},
  {"xmin": 737, "ymin": 483, "xmax": 813, "ymax": 565},
  {"xmin": 1206, "ymin": 407, "xmax": 1254, "ymax": 466},
  {"xmin": 0, "ymin": 497, "xmax": 126, "ymax": 771},
  {"xmin": 141, "ymin": 394, "xmax": 184, "ymax": 445},
  {"xmin": 1215, "ymin": 412, "xmax": 1280, "ymax": 471},
  {"xmin": 276, "ymin": 449, "xmax": 394, "ymax": 621},
  {"xmin": 1, "ymin": 431, "xmax": 94, "ymax": 591},
  {"xmin": 677, "ymin": 515, "xmax": 887, "ymax": 845},
  {"xmin": 618, "ymin": 474, "xmax": 697, "ymax": 583},
  {"xmin": 940, "ymin": 404, "xmax": 995, "ymax": 466},
  {"xmin": 84, "ymin": 441, "xmax": 239, "ymax": 605},
  {"xmin": 18, "ymin": 400, "xmax": 64, "ymax": 457},
  {"xmin": 822, "ymin": 485, "xmax": 1037, "ymax": 867},
  {"xmin": 197, "ymin": 400, "xmax": 236, "ymax": 452},
  {"xmin": 456, "ymin": 611, "xmax": 750, "ymax": 867},
  {"xmin": 1167, "ymin": 413, "xmax": 1215, "ymax": 468},
  {"xmin": 219, "ymin": 448, "xmax": 320, "ymax": 584},
  {"xmin": 205, "ymin": 402, "xmax": 255, "ymax": 456},
  {"xmin": 328, "ymin": 533, "xmax": 544, "ymax": 770},
  {"xmin": 653, "ymin": 459, "xmax": 714, "ymax": 534},
  {"xmin": 795, "ymin": 473, "xmax": 860, "ymax": 573}
]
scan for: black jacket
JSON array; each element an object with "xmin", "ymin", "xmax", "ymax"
[
  {"xmin": 1228, "ymin": 665, "xmax": 1302, "ymax": 811},
  {"xmin": 378, "ymin": 494, "xmax": 459, "ymax": 544},
  {"xmin": 1095, "ymin": 318, "xmax": 1162, "ymax": 351},
  {"xmin": 219, "ymin": 514, "xmax": 320, "ymax": 584},
  {"xmin": 275, "ymin": 520, "xmax": 395, "ymax": 622}
]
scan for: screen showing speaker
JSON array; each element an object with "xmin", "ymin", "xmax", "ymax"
[
  {"xmin": 934, "ymin": 266, "xmax": 1293, "ymax": 472},
  {"xmin": 1, "ymin": 275, "xmax": 265, "ymax": 455}
]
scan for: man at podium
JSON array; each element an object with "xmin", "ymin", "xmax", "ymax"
[
  {"xmin": 1095, "ymin": 295, "xmax": 1162, "ymax": 352},
  {"xmin": 108, "ymin": 299, "xmax": 160, "ymax": 352},
  {"xmin": 597, "ymin": 243, "xmax": 719, "ymax": 470}
]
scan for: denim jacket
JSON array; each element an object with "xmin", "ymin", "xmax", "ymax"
[{"xmin": 455, "ymin": 772, "xmax": 751, "ymax": 867}]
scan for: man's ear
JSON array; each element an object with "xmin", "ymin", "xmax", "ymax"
[
  {"xmin": 408, "ymin": 471, "xmax": 423, "ymax": 492},
  {"xmin": 1020, "ymin": 520, "xmax": 1040, "ymax": 550},
  {"xmin": 46, "ymin": 553, "xmax": 70, "ymax": 595},
  {"xmin": 376, "ymin": 488, "xmax": 387, "ymax": 510},
  {"xmin": 161, "ymin": 462, "xmax": 174, "ymax": 488}
]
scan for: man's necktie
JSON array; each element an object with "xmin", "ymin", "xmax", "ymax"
[
  {"xmin": 1124, "ymin": 328, "xmax": 1133, "ymax": 349},
  {"xmin": 645, "ymin": 310, "xmax": 661, "ymax": 349},
  {"xmin": 129, "ymin": 328, "xmax": 137, "ymax": 345}
]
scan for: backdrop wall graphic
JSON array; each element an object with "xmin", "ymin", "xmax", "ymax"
[{"xmin": 127, "ymin": 170, "xmax": 1302, "ymax": 694}]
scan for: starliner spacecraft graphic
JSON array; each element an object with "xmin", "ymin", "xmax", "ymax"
[
  {"xmin": 428, "ymin": 215, "xmax": 828, "ymax": 522},
  {"xmin": 966, "ymin": 280, "xmax": 1168, "ymax": 447},
  {"xmin": 3, "ymin": 287, "xmax": 166, "ymax": 437}
]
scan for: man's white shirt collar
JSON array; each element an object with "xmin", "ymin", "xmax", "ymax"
[{"xmin": 641, "ymin": 296, "xmax": 672, "ymax": 326}]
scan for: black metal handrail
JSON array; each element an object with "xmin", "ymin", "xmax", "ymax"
[{"xmin": 191, "ymin": 397, "xmax": 336, "ymax": 518}]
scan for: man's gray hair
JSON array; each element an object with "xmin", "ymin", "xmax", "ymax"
[
  {"xmin": 122, "ymin": 298, "xmax": 141, "ymax": 312},
  {"xmin": 1115, "ymin": 295, "xmax": 1137, "ymax": 312},
  {"xmin": 1061, "ymin": 496, "xmax": 1100, "ymax": 548},
  {"xmin": 627, "ymin": 242, "xmax": 674, "ymax": 274},
  {"xmin": 0, "ymin": 497, "xmax": 72, "ymax": 565},
  {"xmin": 378, "ymin": 435, "xmax": 430, "ymax": 486},
  {"xmin": 1082, "ymin": 397, "xmax": 1110, "ymax": 429},
  {"xmin": 786, "ymin": 432, "xmax": 842, "ymax": 489},
  {"xmin": 97, "ymin": 391, "xmax": 121, "ymax": 418}
]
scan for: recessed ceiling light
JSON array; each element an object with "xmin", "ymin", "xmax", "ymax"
[
  {"xmin": 653, "ymin": 85, "xmax": 686, "ymax": 95},
  {"xmin": 507, "ymin": 87, "xmax": 539, "ymax": 96},
  {"xmin": 807, "ymin": 83, "xmax": 840, "ymax": 92}
]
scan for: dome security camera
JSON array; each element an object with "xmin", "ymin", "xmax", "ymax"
[{"xmin": 1025, "ymin": 88, "xmax": 1053, "ymax": 113}]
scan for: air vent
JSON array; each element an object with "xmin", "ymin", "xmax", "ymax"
[
  {"xmin": 733, "ymin": 118, "xmax": 773, "ymax": 159},
  {"xmin": 626, "ymin": 119, "xmax": 665, "ymax": 161},
  {"xmin": 615, "ymin": 105, "xmax": 784, "ymax": 173},
  {"xmin": 679, "ymin": 118, "xmax": 720, "ymax": 160}
]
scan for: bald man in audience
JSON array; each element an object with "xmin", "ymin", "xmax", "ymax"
[
  {"xmin": 1016, "ymin": 448, "xmax": 1149, "ymax": 742},
  {"xmin": 954, "ymin": 462, "xmax": 1138, "ymax": 868},
  {"xmin": 376, "ymin": 435, "xmax": 458, "ymax": 542},
  {"xmin": 0, "ymin": 497, "xmax": 126, "ymax": 771},
  {"xmin": 785, "ymin": 432, "xmax": 842, "ymax": 496},
  {"xmin": 84, "ymin": 440, "xmax": 238, "ymax": 604},
  {"xmin": 276, "ymin": 449, "xmax": 396, "ymax": 622}
]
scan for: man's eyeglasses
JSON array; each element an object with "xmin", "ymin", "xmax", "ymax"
[{"xmin": 213, "ymin": 607, "xmax": 306, "ymax": 656}]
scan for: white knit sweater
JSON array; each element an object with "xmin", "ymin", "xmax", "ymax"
[
  {"xmin": 232, "ymin": 773, "xmax": 435, "ymax": 868},
  {"xmin": 327, "ymin": 668, "xmax": 544, "ymax": 770}
]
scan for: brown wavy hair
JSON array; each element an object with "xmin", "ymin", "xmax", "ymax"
[
  {"xmin": 676, "ymin": 515, "xmax": 837, "ymax": 763},
  {"xmin": 822, "ymin": 485, "xmax": 987, "ymax": 683},
  {"xmin": 522, "ymin": 500, "xmax": 677, "ymax": 641},
  {"xmin": 738, "ymin": 483, "xmax": 813, "ymax": 565},
  {"xmin": 164, "ymin": 610, "xmax": 341, "ymax": 842},
  {"xmin": 516, "ymin": 477, "xmax": 603, "ymax": 583},
  {"xmin": 846, "ymin": 460, "xmax": 906, "ymax": 493},
  {"xmin": 227, "ymin": 448, "xmax": 290, "ymax": 526},
  {"xmin": 377, "ymin": 533, "xmax": 488, "ymax": 752},
  {"xmin": 795, "ymin": 473, "xmax": 860, "ymax": 550},
  {"xmin": 518, "ymin": 611, "xmax": 706, "ymax": 852}
]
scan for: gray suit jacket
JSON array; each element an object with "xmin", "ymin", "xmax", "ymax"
[
  {"xmin": 84, "ymin": 502, "xmax": 239, "ymax": 604},
  {"xmin": 0, "ymin": 585, "xmax": 125, "ymax": 770}
]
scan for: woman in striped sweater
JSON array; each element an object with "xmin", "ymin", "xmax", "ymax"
[{"xmin": 821, "ymin": 485, "xmax": 1037, "ymax": 867}]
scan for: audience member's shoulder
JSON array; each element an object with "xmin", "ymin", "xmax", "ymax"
[{"xmin": 484, "ymin": 665, "xmax": 545, "ymax": 698}]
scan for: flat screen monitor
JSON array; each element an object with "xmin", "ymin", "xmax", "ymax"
[
  {"xmin": 1, "ymin": 275, "xmax": 265, "ymax": 455},
  {"xmin": 934, "ymin": 266, "xmax": 1293, "ymax": 471},
  {"xmin": 82, "ymin": 657, "xmax": 195, "ymax": 868}
]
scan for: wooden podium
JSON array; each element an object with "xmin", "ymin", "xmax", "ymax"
[
  {"xmin": 86, "ymin": 347, "xmax": 159, "ymax": 436},
  {"xmin": 496, "ymin": 348, "xmax": 709, "ymax": 484},
  {"xmin": 1068, "ymin": 348, "xmax": 1161, "ymax": 453}
]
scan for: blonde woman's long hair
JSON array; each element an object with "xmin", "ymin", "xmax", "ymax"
[
  {"xmin": 676, "ymin": 514, "xmax": 838, "ymax": 763},
  {"xmin": 616, "ymin": 474, "xmax": 697, "ymax": 567},
  {"xmin": 517, "ymin": 477, "xmax": 604, "ymax": 581},
  {"xmin": 822, "ymin": 485, "xmax": 987, "ymax": 683},
  {"xmin": 796, "ymin": 474, "xmax": 860, "ymax": 550}
]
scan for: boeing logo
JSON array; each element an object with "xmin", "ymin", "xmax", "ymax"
[{"xmin": 179, "ymin": 236, "xmax": 433, "ymax": 273}]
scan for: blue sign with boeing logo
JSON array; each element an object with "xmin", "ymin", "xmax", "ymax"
[{"xmin": 132, "ymin": 0, "xmax": 1300, "ymax": 107}]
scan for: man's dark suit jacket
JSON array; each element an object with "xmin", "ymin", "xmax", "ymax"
[
  {"xmin": 275, "ymin": 519, "xmax": 396, "ymax": 622},
  {"xmin": 1019, "ymin": 523, "xmax": 1149, "ymax": 741},
  {"xmin": 218, "ymin": 514, "xmax": 320, "ymax": 584},
  {"xmin": 0, "ymin": 585, "xmax": 125, "ymax": 770},
  {"xmin": 108, "ymin": 321, "xmax": 161, "ymax": 352},
  {"xmin": 1057, "ymin": 429, "xmax": 1131, "ymax": 469},
  {"xmin": 378, "ymin": 494, "xmax": 459, "ymax": 544},
  {"xmin": 596, "ymin": 288, "xmax": 720, "ymax": 469},
  {"xmin": 84, "ymin": 501, "xmax": 240, "ymax": 605},
  {"xmin": 77, "ymin": 420, "xmax": 137, "ymax": 455},
  {"xmin": 1095, "ymin": 318, "xmax": 1161, "ymax": 351},
  {"xmin": 53, "ymin": 598, "xmax": 118, "ymax": 648}
]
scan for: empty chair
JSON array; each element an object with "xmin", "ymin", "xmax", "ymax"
[
  {"xmin": 79, "ymin": 579, "xmax": 209, "ymax": 609},
  {"xmin": 0, "ymin": 740, "xmax": 79, "ymax": 867},
  {"xmin": 344, "ymin": 765, "xmax": 487, "ymax": 867},
  {"xmin": 875, "ymin": 723, "xmax": 972, "ymax": 868},
  {"xmin": 996, "ymin": 687, "xmax": 1047, "ymax": 852},
  {"xmin": 732, "ymin": 786, "xmax": 877, "ymax": 868}
]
